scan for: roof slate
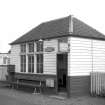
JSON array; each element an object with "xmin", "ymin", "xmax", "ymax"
[{"xmin": 10, "ymin": 16, "xmax": 105, "ymax": 45}]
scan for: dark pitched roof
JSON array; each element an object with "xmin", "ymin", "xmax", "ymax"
[
  {"xmin": 10, "ymin": 16, "xmax": 105, "ymax": 45},
  {"xmin": 73, "ymin": 18, "xmax": 105, "ymax": 40}
]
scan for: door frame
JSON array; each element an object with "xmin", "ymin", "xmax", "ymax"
[{"xmin": 56, "ymin": 53, "xmax": 68, "ymax": 93}]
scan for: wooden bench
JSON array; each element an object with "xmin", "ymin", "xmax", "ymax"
[
  {"xmin": 11, "ymin": 78, "xmax": 44, "ymax": 94},
  {"xmin": 0, "ymin": 80, "xmax": 12, "ymax": 87}
]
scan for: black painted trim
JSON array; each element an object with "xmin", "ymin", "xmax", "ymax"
[{"xmin": 69, "ymin": 75, "xmax": 90, "ymax": 96}]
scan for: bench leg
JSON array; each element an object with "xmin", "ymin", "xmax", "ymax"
[
  {"xmin": 33, "ymin": 87, "xmax": 41, "ymax": 94},
  {"xmin": 33, "ymin": 88, "xmax": 37, "ymax": 94},
  {"xmin": 40, "ymin": 87, "xmax": 41, "ymax": 94}
]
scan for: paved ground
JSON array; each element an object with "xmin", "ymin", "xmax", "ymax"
[{"xmin": 0, "ymin": 86, "xmax": 105, "ymax": 105}]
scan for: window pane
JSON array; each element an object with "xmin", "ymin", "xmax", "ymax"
[
  {"xmin": 21, "ymin": 64, "xmax": 23, "ymax": 72},
  {"xmin": 40, "ymin": 54, "xmax": 43, "ymax": 63},
  {"xmin": 20, "ymin": 55, "xmax": 26, "ymax": 72},
  {"xmin": 37, "ymin": 54, "xmax": 39, "ymax": 63},
  {"xmin": 36, "ymin": 42, "xmax": 43, "ymax": 52},
  {"xmin": 21, "ymin": 44, "xmax": 26, "ymax": 53},
  {"xmin": 28, "ymin": 56, "xmax": 31, "ymax": 63},
  {"xmin": 28, "ymin": 55, "xmax": 34, "ymax": 73},
  {"xmin": 40, "ymin": 64, "xmax": 43, "ymax": 73},
  {"xmin": 37, "ymin": 64, "xmax": 40, "ymax": 73},
  {"xmin": 28, "ymin": 64, "xmax": 31, "ymax": 72},
  {"xmin": 36, "ymin": 54, "xmax": 43, "ymax": 73},
  {"xmin": 32, "ymin": 63, "xmax": 34, "ymax": 73},
  {"xmin": 24, "ymin": 55, "xmax": 26, "ymax": 62},
  {"xmin": 28, "ymin": 43, "xmax": 34, "ymax": 52},
  {"xmin": 32, "ymin": 55, "xmax": 34, "ymax": 63},
  {"xmin": 24, "ymin": 63, "xmax": 26, "ymax": 72}
]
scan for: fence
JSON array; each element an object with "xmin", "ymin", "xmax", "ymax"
[
  {"xmin": 0, "ymin": 65, "xmax": 8, "ymax": 81},
  {"xmin": 91, "ymin": 72, "xmax": 105, "ymax": 96}
]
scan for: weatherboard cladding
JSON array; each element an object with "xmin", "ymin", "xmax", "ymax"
[{"xmin": 10, "ymin": 16, "xmax": 105, "ymax": 45}]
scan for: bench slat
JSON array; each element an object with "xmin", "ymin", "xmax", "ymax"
[{"xmin": 17, "ymin": 82, "xmax": 41, "ymax": 87}]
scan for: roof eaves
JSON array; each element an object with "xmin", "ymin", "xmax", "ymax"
[
  {"xmin": 10, "ymin": 34, "xmax": 71, "ymax": 45},
  {"xmin": 70, "ymin": 34, "xmax": 105, "ymax": 41}
]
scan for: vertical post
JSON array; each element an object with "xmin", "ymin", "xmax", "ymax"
[
  {"xmin": 34, "ymin": 42, "xmax": 36, "ymax": 73},
  {"xmin": 67, "ymin": 37, "xmax": 71, "ymax": 97},
  {"xmin": 69, "ymin": 15, "xmax": 73, "ymax": 34},
  {"xmin": 56, "ymin": 54, "xmax": 58, "ymax": 94},
  {"xmin": 26, "ymin": 43, "xmax": 28, "ymax": 73},
  {"xmin": 67, "ymin": 76, "xmax": 70, "ymax": 97},
  {"xmin": 91, "ymin": 39, "xmax": 93, "ymax": 95}
]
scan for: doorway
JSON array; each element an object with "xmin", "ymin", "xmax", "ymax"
[{"xmin": 57, "ymin": 53, "xmax": 68, "ymax": 92}]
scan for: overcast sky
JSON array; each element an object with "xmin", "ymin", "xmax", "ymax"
[{"xmin": 0, "ymin": 0, "xmax": 105, "ymax": 53}]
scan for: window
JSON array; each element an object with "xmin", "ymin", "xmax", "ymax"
[
  {"xmin": 28, "ymin": 55, "xmax": 34, "ymax": 73},
  {"xmin": 20, "ymin": 44, "xmax": 26, "ymax": 72},
  {"xmin": 36, "ymin": 41, "xmax": 43, "ymax": 52},
  {"xmin": 28, "ymin": 42, "xmax": 34, "ymax": 53},
  {"xmin": 20, "ymin": 55, "xmax": 26, "ymax": 72},
  {"xmin": 37, "ymin": 54, "xmax": 43, "ymax": 73},
  {"xmin": 21, "ymin": 44, "xmax": 26, "ymax": 53}
]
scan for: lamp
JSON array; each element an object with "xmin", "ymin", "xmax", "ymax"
[{"xmin": 39, "ymin": 39, "xmax": 43, "ymax": 42}]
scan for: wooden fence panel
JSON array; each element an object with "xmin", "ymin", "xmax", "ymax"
[{"xmin": 91, "ymin": 72, "xmax": 105, "ymax": 96}]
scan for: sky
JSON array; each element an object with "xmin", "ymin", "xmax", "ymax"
[{"xmin": 0, "ymin": 0, "xmax": 105, "ymax": 53}]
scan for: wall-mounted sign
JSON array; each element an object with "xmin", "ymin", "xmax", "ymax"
[
  {"xmin": 45, "ymin": 47, "xmax": 55, "ymax": 52},
  {"xmin": 46, "ymin": 78, "xmax": 54, "ymax": 87},
  {"xmin": 59, "ymin": 43, "xmax": 69, "ymax": 52}
]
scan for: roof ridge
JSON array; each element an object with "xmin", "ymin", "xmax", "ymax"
[{"xmin": 42, "ymin": 16, "xmax": 69, "ymax": 24}]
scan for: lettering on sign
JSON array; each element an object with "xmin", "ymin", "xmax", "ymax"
[{"xmin": 45, "ymin": 47, "xmax": 55, "ymax": 52}]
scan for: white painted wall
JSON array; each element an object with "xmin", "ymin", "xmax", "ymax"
[
  {"xmin": 43, "ymin": 39, "xmax": 58, "ymax": 75},
  {"xmin": 44, "ymin": 53, "xmax": 56, "ymax": 74},
  {"xmin": 0, "ymin": 66, "xmax": 8, "ymax": 80},
  {"xmin": 68, "ymin": 37, "xmax": 105, "ymax": 76},
  {"xmin": 0, "ymin": 54, "xmax": 10, "ymax": 65},
  {"xmin": 93, "ymin": 40, "xmax": 105, "ymax": 72},
  {"xmin": 10, "ymin": 37, "xmax": 105, "ymax": 76},
  {"xmin": 68, "ymin": 37, "xmax": 92, "ymax": 76},
  {"xmin": 0, "ymin": 56, "xmax": 3, "ymax": 65},
  {"xmin": 10, "ymin": 44, "xmax": 20, "ymax": 72}
]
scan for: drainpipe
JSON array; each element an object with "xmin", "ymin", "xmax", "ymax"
[
  {"xmin": 69, "ymin": 15, "xmax": 73, "ymax": 34},
  {"xmin": 67, "ymin": 15, "xmax": 74, "ymax": 98}
]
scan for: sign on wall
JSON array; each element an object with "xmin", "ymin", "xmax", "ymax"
[
  {"xmin": 59, "ymin": 43, "xmax": 70, "ymax": 52},
  {"xmin": 46, "ymin": 78, "xmax": 54, "ymax": 87},
  {"xmin": 58, "ymin": 37, "xmax": 70, "ymax": 52},
  {"xmin": 44, "ymin": 47, "xmax": 55, "ymax": 52}
]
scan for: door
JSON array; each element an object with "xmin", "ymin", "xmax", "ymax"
[{"xmin": 57, "ymin": 53, "xmax": 68, "ymax": 92}]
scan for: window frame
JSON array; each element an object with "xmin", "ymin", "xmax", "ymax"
[
  {"xmin": 20, "ymin": 43, "xmax": 26, "ymax": 53},
  {"xmin": 20, "ymin": 55, "xmax": 26, "ymax": 72},
  {"xmin": 28, "ymin": 42, "xmax": 34, "ymax": 53},
  {"xmin": 36, "ymin": 41, "xmax": 43, "ymax": 52},
  {"xmin": 28, "ymin": 54, "xmax": 34, "ymax": 73},
  {"xmin": 36, "ymin": 54, "xmax": 43, "ymax": 73}
]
